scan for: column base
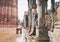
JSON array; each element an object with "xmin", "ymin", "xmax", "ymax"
[
  {"xmin": 38, "ymin": 40, "xmax": 49, "ymax": 42},
  {"xmin": 34, "ymin": 35, "xmax": 49, "ymax": 42}
]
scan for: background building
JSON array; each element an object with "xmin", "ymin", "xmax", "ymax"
[{"xmin": 0, "ymin": 0, "xmax": 18, "ymax": 26}]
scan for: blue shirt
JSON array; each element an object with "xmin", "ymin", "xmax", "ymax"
[{"xmin": 33, "ymin": 13, "xmax": 38, "ymax": 28}]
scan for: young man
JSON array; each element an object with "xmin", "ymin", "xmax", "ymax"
[
  {"xmin": 23, "ymin": 11, "xmax": 29, "ymax": 42},
  {"xmin": 29, "ymin": 9, "xmax": 38, "ymax": 35},
  {"xmin": 24, "ymin": 11, "xmax": 29, "ymax": 28}
]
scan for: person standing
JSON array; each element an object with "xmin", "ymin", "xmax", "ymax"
[
  {"xmin": 29, "ymin": 9, "xmax": 38, "ymax": 35},
  {"xmin": 23, "ymin": 11, "xmax": 29, "ymax": 42}
]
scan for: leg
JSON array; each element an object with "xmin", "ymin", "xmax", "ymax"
[{"xmin": 29, "ymin": 28, "xmax": 34, "ymax": 35}]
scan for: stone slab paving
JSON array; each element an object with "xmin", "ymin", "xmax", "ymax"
[{"xmin": 16, "ymin": 36, "xmax": 35, "ymax": 42}]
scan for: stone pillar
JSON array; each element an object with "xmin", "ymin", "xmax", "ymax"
[
  {"xmin": 45, "ymin": 0, "xmax": 48, "ymax": 27},
  {"xmin": 36, "ymin": 0, "xmax": 42, "ymax": 36},
  {"xmin": 28, "ymin": 0, "xmax": 32, "ymax": 28},
  {"xmin": 50, "ymin": 0, "xmax": 55, "ymax": 32},
  {"xmin": 37, "ymin": 0, "xmax": 42, "ymax": 29},
  {"xmin": 53, "ymin": 1, "xmax": 60, "ymax": 42},
  {"xmin": 37, "ymin": 0, "xmax": 49, "ymax": 42},
  {"xmin": 57, "ymin": 0, "xmax": 60, "ymax": 21}
]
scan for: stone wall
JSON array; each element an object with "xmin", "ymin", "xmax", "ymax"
[{"xmin": 0, "ymin": 0, "xmax": 18, "ymax": 25}]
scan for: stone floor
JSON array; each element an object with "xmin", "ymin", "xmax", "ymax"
[
  {"xmin": 0, "ymin": 27, "xmax": 50, "ymax": 42},
  {"xmin": 0, "ymin": 28, "xmax": 21, "ymax": 42}
]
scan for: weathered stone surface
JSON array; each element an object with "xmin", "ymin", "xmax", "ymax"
[
  {"xmin": 48, "ymin": 31, "xmax": 53, "ymax": 42},
  {"xmin": 0, "ymin": 27, "xmax": 20, "ymax": 42},
  {"xmin": 22, "ymin": 28, "xmax": 32, "ymax": 42},
  {"xmin": 57, "ymin": 7, "xmax": 60, "ymax": 21},
  {"xmin": 53, "ymin": 29, "xmax": 60, "ymax": 42}
]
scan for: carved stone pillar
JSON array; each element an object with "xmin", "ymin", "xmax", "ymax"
[
  {"xmin": 36, "ymin": 0, "xmax": 42, "ymax": 36},
  {"xmin": 50, "ymin": 0, "xmax": 55, "ymax": 32},
  {"xmin": 37, "ymin": 0, "xmax": 49, "ymax": 42},
  {"xmin": 57, "ymin": 0, "xmax": 60, "ymax": 21},
  {"xmin": 28, "ymin": 0, "xmax": 32, "ymax": 28}
]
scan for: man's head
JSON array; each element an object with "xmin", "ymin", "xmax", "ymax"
[
  {"xmin": 24, "ymin": 11, "xmax": 28, "ymax": 15},
  {"xmin": 32, "ymin": 9, "xmax": 37, "ymax": 14}
]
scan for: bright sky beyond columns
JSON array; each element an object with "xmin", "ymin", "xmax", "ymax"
[{"xmin": 18, "ymin": 0, "xmax": 59, "ymax": 21}]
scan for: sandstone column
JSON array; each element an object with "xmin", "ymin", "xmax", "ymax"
[
  {"xmin": 37, "ymin": 0, "xmax": 49, "ymax": 42},
  {"xmin": 50, "ymin": 0, "xmax": 55, "ymax": 32},
  {"xmin": 28, "ymin": 0, "xmax": 32, "ymax": 28},
  {"xmin": 36, "ymin": 0, "xmax": 42, "ymax": 36},
  {"xmin": 53, "ymin": 1, "xmax": 60, "ymax": 42},
  {"xmin": 57, "ymin": 0, "xmax": 60, "ymax": 21}
]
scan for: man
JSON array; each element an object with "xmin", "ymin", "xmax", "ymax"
[
  {"xmin": 25, "ymin": 13, "xmax": 29, "ymax": 28},
  {"xmin": 23, "ymin": 11, "xmax": 29, "ymax": 42},
  {"xmin": 29, "ymin": 9, "xmax": 38, "ymax": 35},
  {"xmin": 24, "ymin": 11, "xmax": 29, "ymax": 28}
]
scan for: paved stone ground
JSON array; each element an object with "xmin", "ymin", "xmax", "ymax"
[
  {"xmin": 0, "ymin": 27, "xmax": 50, "ymax": 42},
  {"xmin": 16, "ymin": 36, "xmax": 50, "ymax": 42},
  {"xmin": 0, "ymin": 28, "xmax": 21, "ymax": 42}
]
